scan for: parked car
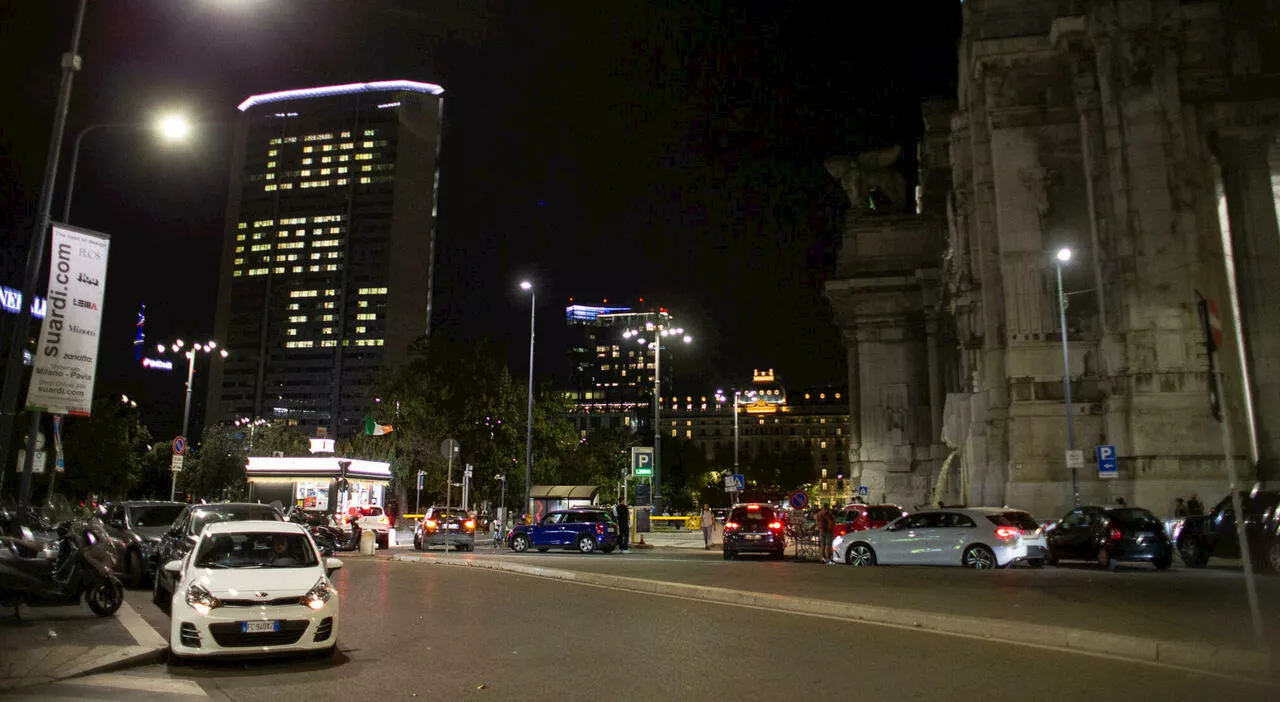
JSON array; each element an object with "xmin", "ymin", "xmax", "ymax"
[
  {"xmin": 345, "ymin": 506, "xmax": 391, "ymax": 549},
  {"xmin": 507, "ymin": 508, "xmax": 618, "ymax": 554},
  {"xmin": 103, "ymin": 501, "xmax": 186, "ymax": 588},
  {"xmin": 414, "ymin": 506, "xmax": 476, "ymax": 551},
  {"xmin": 162, "ymin": 520, "xmax": 342, "ymax": 661},
  {"xmin": 834, "ymin": 503, "xmax": 906, "ymax": 538},
  {"xmin": 1177, "ymin": 490, "xmax": 1280, "ymax": 572},
  {"xmin": 1046, "ymin": 505, "xmax": 1173, "ymax": 570},
  {"xmin": 153, "ymin": 503, "xmax": 283, "ymax": 612},
  {"xmin": 978, "ymin": 507, "xmax": 1048, "ymax": 568},
  {"xmin": 833, "ymin": 508, "xmax": 1028, "ymax": 569},
  {"xmin": 722, "ymin": 503, "xmax": 786, "ymax": 560}
]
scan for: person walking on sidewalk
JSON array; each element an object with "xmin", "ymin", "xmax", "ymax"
[
  {"xmin": 816, "ymin": 503, "xmax": 836, "ymax": 564},
  {"xmin": 701, "ymin": 504, "xmax": 714, "ymax": 550},
  {"xmin": 616, "ymin": 497, "xmax": 630, "ymax": 553}
]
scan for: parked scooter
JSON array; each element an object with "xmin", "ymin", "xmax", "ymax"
[
  {"xmin": 285, "ymin": 506, "xmax": 347, "ymax": 557},
  {"xmin": 0, "ymin": 517, "xmax": 125, "ymax": 618}
]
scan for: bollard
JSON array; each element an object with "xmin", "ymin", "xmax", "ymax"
[
  {"xmin": 359, "ymin": 528, "xmax": 377, "ymax": 555},
  {"xmin": 387, "ymin": 529, "xmax": 397, "ymax": 548}
]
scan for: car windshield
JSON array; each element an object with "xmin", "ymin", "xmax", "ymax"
[
  {"xmin": 1000, "ymin": 511, "xmax": 1041, "ymax": 531},
  {"xmin": 129, "ymin": 505, "xmax": 184, "ymax": 528},
  {"xmin": 194, "ymin": 531, "xmax": 318, "ymax": 569},
  {"xmin": 189, "ymin": 507, "xmax": 281, "ymax": 535},
  {"xmin": 431, "ymin": 508, "xmax": 468, "ymax": 519}
]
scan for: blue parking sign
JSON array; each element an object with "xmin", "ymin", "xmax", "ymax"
[{"xmin": 1096, "ymin": 445, "xmax": 1117, "ymax": 479}]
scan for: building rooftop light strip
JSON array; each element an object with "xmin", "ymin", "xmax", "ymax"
[{"xmin": 238, "ymin": 80, "xmax": 445, "ymax": 112}]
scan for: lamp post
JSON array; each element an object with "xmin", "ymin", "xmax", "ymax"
[
  {"xmin": 519, "ymin": 281, "xmax": 535, "ymax": 523},
  {"xmin": 157, "ymin": 339, "xmax": 228, "ymax": 500},
  {"xmin": 1054, "ymin": 247, "xmax": 1079, "ymax": 507},
  {"xmin": 63, "ymin": 114, "xmax": 193, "ymax": 221},
  {"xmin": 715, "ymin": 388, "xmax": 741, "ymax": 502},
  {"xmin": 623, "ymin": 323, "xmax": 692, "ymax": 515}
]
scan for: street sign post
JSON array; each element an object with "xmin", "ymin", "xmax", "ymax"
[
  {"xmin": 1096, "ymin": 445, "xmax": 1117, "ymax": 479},
  {"xmin": 172, "ymin": 436, "xmax": 186, "ymax": 455},
  {"xmin": 1065, "ymin": 449, "xmax": 1084, "ymax": 470},
  {"xmin": 171, "ymin": 454, "xmax": 184, "ymax": 471},
  {"xmin": 789, "ymin": 491, "xmax": 809, "ymax": 510},
  {"xmin": 630, "ymin": 447, "xmax": 654, "ymax": 477}
]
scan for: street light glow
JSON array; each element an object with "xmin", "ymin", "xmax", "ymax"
[
  {"xmin": 156, "ymin": 114, "xmax": 191, "ymax": 142},
  {"xmin": 1056, "ymin": 248, "xmax": 1072, "ymax": 263},
  {"xmin": 683, "ymin": 335, "xmax": 692, "ymax": 343},
  {"xmin": 519, "ymin": 281, "xmax": 532, "ymax": 290},
  {"xmin": 156, "ymin": 343, "xmax": 165, "ymax": 353}
]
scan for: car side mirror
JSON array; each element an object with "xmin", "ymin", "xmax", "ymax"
[
  {"xmin": 162, "ymin": 560, "xmax": 182, "ymax": 581},
  {"xmin": 325, "ymin": 557, "xmax": 343, "ymax": 578}
]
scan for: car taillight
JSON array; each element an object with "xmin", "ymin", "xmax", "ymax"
[
  {"xmin": 1109, "ymin": 526, "xmax": 1123, "ymax": 541},
  {"xmin": 724, "ymin": 521, "xmax": 739, "ymax": 531},
  {"xmin": 767, "ymin": 521, "xmax": 783, "ymax": 531},
  {"xmin": 464, "ymin": 519, "xmax": 476, "ymax": 531},
  {"xmin": 746, "ymin": 505, "xmax": 760, "ymax": 510},
  {"xmin": 425, "ymin": 519, "xmax": 437, "ymax": 531},
  {"xmin": 834, "ymin": 524, "xmax": 849, "ymax": 537},
  {"xmin": 596, "ymin": 523, "xmax": 605, "ymax": 535},
  {"xmin": 994, "ymin": 526, "xmax": 1020, "ymax": 540}
]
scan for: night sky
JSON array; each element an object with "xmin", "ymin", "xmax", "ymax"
[{"xmin": 1, "ymin": 1, "xmax": 960, "ymax": 436}]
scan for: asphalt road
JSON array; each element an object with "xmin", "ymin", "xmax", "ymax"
[
  {"xmin": 443, "ymin": 546, "xmax": 1280, "ymax": 649},
  {"xmin": 5, "ymin": 557, "xmax": 1273, "ymax": 701}
]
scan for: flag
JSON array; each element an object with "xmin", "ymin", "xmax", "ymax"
[{"xmin": 364, "ymin": 416, "xmax": 394, "ymax": 436}]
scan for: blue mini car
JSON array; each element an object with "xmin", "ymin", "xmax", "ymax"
[{"xmin": 507, "ymin": 508, "xmax": 618, "ymax": 554}]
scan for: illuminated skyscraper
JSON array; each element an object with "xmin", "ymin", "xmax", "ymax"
[
  {"xmin": 207, "ymin": 80, "xmax": 445, "ymax": 437},
  {"xmin": 564, "ymin": 301, "xmax": 679, "ymax": 432}
]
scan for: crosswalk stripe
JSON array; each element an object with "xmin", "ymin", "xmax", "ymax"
[{"xmin": 60, "ymin": 672, "xmax": 206, "ymax": 696}]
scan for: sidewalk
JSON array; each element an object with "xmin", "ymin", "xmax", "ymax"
[{"xmin": 0, "ymin": 601, "xmax": 166, "ymax": 691}]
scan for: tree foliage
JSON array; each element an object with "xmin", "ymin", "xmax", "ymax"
[
  {"xmin": 177, "ymin": 425, "xmax": 246, "ymax": 501},
  {"xmin": 61, "ymin": 396, "xmax": 152, "ymax": 499},
  {"xmin": 246, "ymin": 423, "xmax": 310, "ymax": 457}
]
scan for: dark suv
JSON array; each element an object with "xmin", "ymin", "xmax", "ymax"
[
  {"xmin": 152, "ymin": 503, "xmax": 282, "ymax": 612},
  {"xmin": 507, "ymin": 508, "xmax": 618, "ymax": 554},
  {"xmin": 1177, "ymin": 490, "xmax": 1280, "ymax": 573},
  {"xmin": 723, "ymin": 503, "xmax": 786, "ymax": 560}
]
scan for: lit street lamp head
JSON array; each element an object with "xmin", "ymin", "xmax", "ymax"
[
  {"xmin": 156, "ymin": 114, "xmax": 191, "ymax": 142},
  {"xmin": 519, "ymin": 281, "xmax": 532, "ymax": 291},
  {"xmin": 1056, "ymin": 248, "xmax": 1073, "ymax": 263}
]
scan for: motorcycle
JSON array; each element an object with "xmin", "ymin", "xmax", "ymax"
[
  {"xmin": 0, "ymin": 517, "xmax": 125, "ymax": 619},
  {"xmin": 285, "ymin": 507, "xmax": 349, "ymax": 557}
]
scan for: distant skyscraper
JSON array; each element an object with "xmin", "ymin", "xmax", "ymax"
[
  {"xmin": 206, "ymin": 80, "xmax": 445, "ymax": 438},
  {"xmin": 565, "ymin": 301, "xmax": 679, "ymax": 432}
]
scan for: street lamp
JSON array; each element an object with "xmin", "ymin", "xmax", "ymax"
[
  {"xmin": 63, "ymin": 113, "xmax": 194, "ymax": 221},
  {"xmin": 622, "ymin": 322, "xmax": 692, "ymax": 515},
  {"xmin": 1054, "ymin": 247, "xmax": 1079, "ymax": 507},
  {"xmin": 519, "ymin": 281, "xmax": 535, "ymax": 523},
  {"xmin": 715, "ymin": 388, "xmax": 741, "ymax": 476},
  {"xmin": 157, "ymin": 338, "xmax": 229, "ymax": 500}
]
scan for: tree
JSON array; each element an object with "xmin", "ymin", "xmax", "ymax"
[
  {"xmin": 178, "ymin": 425, "xmax": 246, "ymax": 501},
  {"xmin": 61, "ymin": 396, "xmax": 152, "ymax": 499},
  {"xmin": 246, "ymin": 423, "xmax": 310, "ymax": 457}
]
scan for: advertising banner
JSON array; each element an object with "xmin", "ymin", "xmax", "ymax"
[{"xmin": 25, "ymin": 223, "xmax": 110, "ymax": 416}]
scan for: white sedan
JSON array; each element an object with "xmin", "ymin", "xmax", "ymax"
[
  {"xmin": 162, "ymin": 520, "xmax": 342, "ymax": 660},
  {"xmin": 832, "ymin": 508, "xmax": 1028, "ymax": 569}
]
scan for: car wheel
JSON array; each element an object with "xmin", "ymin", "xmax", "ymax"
[
  {"xmin": 126, "ymin": 550, "xmax": 144, "ymax": 589},
  {"xmin": 846, "ymin": 543, "xmax": 876, "ymax": 566},
  {"xmin": 152, "ymin": 572, "xmax": 170, "ymax": 614},
  {"xmin": 413, "ymin": 536, "xmax": 422, "ymax": 551},
  {"xmin": 962, "ymin": 545, "xmax": 997, "ymax": 569},
  {"xmin": 1178, "ymin": 539, "xmax": 1208, "ymax": 568},
  {"xmin": 86, "ymin": 577, "xmax": 124, "ymax": 616},
  {"xmin": 1154, "ymin": 553, "xmax": 1173, "ymax": 570},
  {"xmin": 1097, "ymin": 547, "xmax": 1117, "ymax": 571},
  {"xmin": 723, "ymin": 548, "xmax": 734, "ymax": 560},
  {"xmin": 1044, "ymin": 546, "xmax": 1059, "ymax": 566},
  {"xmin": 510, "ymin": 534, "xmax": 530, "ymax": 553},
  {"xmin": 577, "ymin": 534, "xmax": 596, "ymax": 554},
  {"xmin": 1026, "ymin": 558, "xmax": 1044, "ymax": 569}
]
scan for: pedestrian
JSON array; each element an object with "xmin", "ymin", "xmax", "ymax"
[
  {"xmin": 1174, "ymin": 498, "xmax": 1188, "ymax": 517},
  {"xmin": 701, "ymin": 504, "xmax": 714, "ymax": 550},
  {"xmin": 1188, "ymin": 493, "xmax": 1204, "ymax": 516},
  {"xmin": 816, "ymin": 503, "xmax": 836, "ymax": 564},
  {"xmin": 616, "ymin": 497, "xmax": 630, "ymax": 553},
  {"xmin": 1115, "ymin": 497, "xmax": 1127, "ymax": 507}
]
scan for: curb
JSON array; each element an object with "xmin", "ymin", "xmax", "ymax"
[
  {"xmin": 391, "ymin": 554, "xmax": 1274, "ymax": 679},
  {"xmin": 0, "ymin": 644, "xmax": 167, "ymax": 692}
]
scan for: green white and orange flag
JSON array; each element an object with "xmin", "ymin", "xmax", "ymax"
[{"xmin": 364, "ymin": 416, "xmax": 394, "ymax": 436}]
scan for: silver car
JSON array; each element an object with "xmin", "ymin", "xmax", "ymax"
[{"xmin": 832, "ymin": 508, "xmax": 1028, "ymax": 569}]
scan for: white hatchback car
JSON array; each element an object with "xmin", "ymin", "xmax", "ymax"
[
  {"xmin": 832, "ymin": 508, "xmax": 1028, "ymax": 568},
  {"xmin": 162, "ymin": 521, "xmax": 342, "ymax": 660}
]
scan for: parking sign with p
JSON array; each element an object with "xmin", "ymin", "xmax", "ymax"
[
  {"xmin": 631, "ymin": 447, "xmax": 654, "ymax": 477},
  {"xmin": 1097, "ymin": 444, "xmax": 1117, "ymax": 479}
]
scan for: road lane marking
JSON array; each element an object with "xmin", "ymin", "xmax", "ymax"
[
  {"xmin": 63, "ymin": 671, "xmax": 206, "ymax": 696},
  {"xmin": 116, "ymin": 602, "xmax": 166, "ymax": 649}
]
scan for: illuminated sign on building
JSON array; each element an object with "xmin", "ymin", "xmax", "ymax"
[
  {"xmin": 141, "ymin": 357, "xmax": 174, "ymax": 371},
  {"xmin": 0, "ymin": 285, "xmax": 47, "ymax": 319}
]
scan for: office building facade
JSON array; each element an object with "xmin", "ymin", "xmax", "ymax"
[{"xmin": 207, "ymin": 80, "xmax": 444, "ymax": 438}]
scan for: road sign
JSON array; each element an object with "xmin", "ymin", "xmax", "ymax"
[
  {"xmin": 171, "ymin": 454, "xmax": 184, "ymax": 471},
  {"xmin": 789, "ymin": 491, "xmax": 809, "ymax": 510},
  {"xmin": 416, "ymin": 471, "xmax": 424, "ymax": 491},
  {"xmin": 172, "ymin": 436, "xmax": 186, "ymax": 455},
  {"xmin": 858, "ymin": 485, "xmax": 869, "ymax": 497},
  {"xmin": 1096, "ymin": 445, "xmax": 1117, "ymax": 479},
  {"xmin": 19, "ymin": 450, "xmax": 48, "ymax": 474},
  {"xmin": 440, "ymin": 438, "xmax": 460, "ymax": 460},
  {"xmin": 723, "ymin": 474, "xmax": 744, "ymax": 491},
  {"xmin": 631, "ymin": 447, "xmax": 654, "ymax": 477},
  {"xmin": 1065, "ymin": 449, "xmax": 1084, "ymax": 470}
]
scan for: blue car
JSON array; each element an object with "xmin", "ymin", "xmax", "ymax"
[{"xmin": 507, "ymin": 508, "xmax": 618, "ymax": 554}]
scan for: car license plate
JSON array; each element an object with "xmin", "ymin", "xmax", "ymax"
[
  {"xmin": 1137, "ymin": 532, "xmax": 1154, "ymax": 540},
  {"xmin": 446, "ymin": 524, "xmax": 459, "ymax": 530},
  {"xmin": 746, "ymin": 534, "xmax": 761, "ymax": 541},
  {"xmin": 242, "ymin": 621, "xmax": 279, "ymax": 634}
]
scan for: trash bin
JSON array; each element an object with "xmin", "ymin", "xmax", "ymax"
[{"xmin": 359, "ymin": 528, "xmax": 377, "ymax": 555}]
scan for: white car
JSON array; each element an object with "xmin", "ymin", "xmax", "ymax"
[
  {"xmin": 162, "ymin": 521, "xmax": 342, "ymax": 660},
  {"xmin": 832, "ymin": 508, "xmax": 1028, "ymax": 569},
  {"xmin": 348, "ymin": 506, "xmax": 391, "ymax": 548}
]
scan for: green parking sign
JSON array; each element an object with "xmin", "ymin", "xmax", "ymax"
[{"xmin": 631, "ymin": 447, "xmax": 654, "ymax": 477}]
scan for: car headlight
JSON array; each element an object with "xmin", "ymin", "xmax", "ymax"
[
  {"xmin": 303, "ymin": 577, "xmax": 336, "ymax": 610},
  {"xmin": 185, "ymin": 582, "xmax": 221, "ymax": 616}
]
